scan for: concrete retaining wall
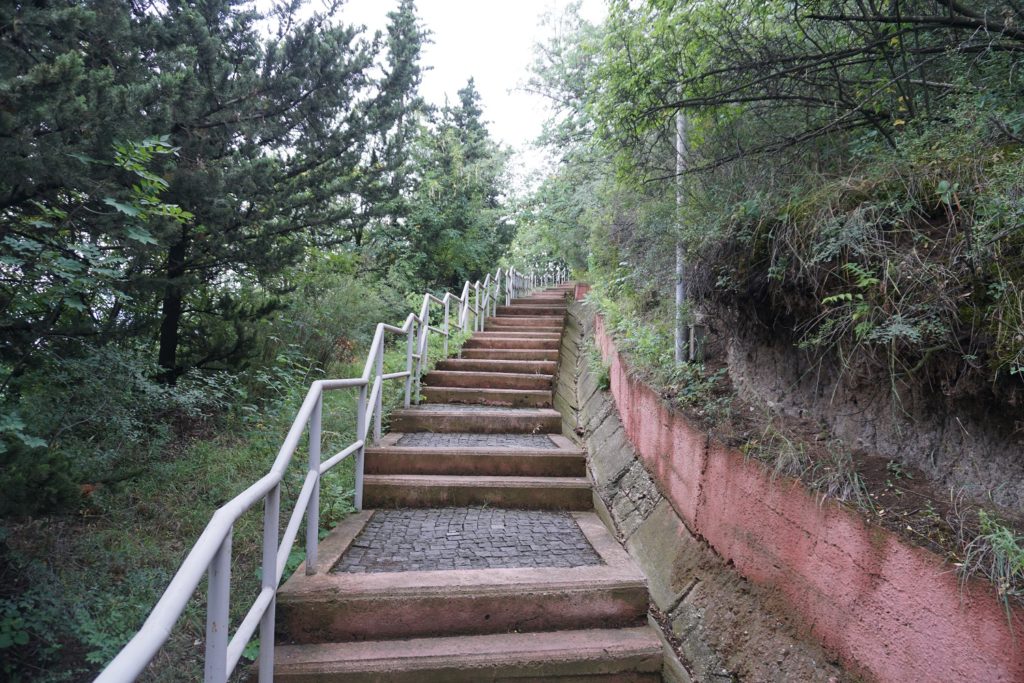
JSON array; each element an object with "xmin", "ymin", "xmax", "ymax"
[{"xmin": 577, "ymin": 305, "xmax": 1024, "ymax": 683}]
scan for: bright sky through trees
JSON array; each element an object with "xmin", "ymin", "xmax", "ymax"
[{"xmin": 342, "ymin": 0, "xmax": 606, "ymax": 150}]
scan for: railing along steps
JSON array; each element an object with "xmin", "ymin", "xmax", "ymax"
[{"xmin": 271, "ymin": 283, "xmax": 665, "ymax": 681}]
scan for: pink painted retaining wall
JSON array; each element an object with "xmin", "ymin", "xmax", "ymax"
[{"xmin": 594, "ymin": 315, "xmax": 1024, "ymax": 683}]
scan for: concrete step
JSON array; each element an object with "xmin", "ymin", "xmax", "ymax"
[
  {"xmin": 460, "ymin": 348, "xmax": 559, "ymax": 361},
  {"xmin": 422, "ymin": 386, "xmax": 552, "ymax": 408},
  {"xmin": 389, "ymin": 405, "xmax": 562, "ymax": 433},
  {"xmin": 365, "ymin": 434, "xmax": 586, "ymax": 477},
  {"xmin": 424, "ymin": 370, "xmax": 554, "ymax": 390},
  {"xmin": 496, "ymin": 305, "xmax": 568, "ymax": 316},
  {"xmin": 463, "ymin": 337, "xmax": 560, "ymax": 350},
  {"xmin": 509, "ymin": 294, "xmax": 569, "ymax": 303},
  {"xmin": 435, "ymin": 358, "xmax": 558, "ymax": 374},
  {"xmin": 484, "ymin": 323, "xmax": 564, "ymax": 334},
  {"xmin": 278, "ymin": 513, "xmax": 647, "ymax": 643},
  {"xmin": 485, "ymin": 316, "xmax": 565, "ymax": 328},
  {"xmin": 471, "ymin": 330, "xmax": 562, "ymax": 340},
  {"xmin": 273, "ymin": 627, "xmax": 663, "ymax": 682},
  {"xmin": 363, "ymin": 474, "xmax": 592, "ymax": 510}
]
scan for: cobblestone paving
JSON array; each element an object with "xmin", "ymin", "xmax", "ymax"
[
  {"xmin": 333, "ymin": 507, "xmax": 602, "ymax": 573},
  {"xmin": 396, "ymin": 433, "xmax": 557, "ymax": 449}
]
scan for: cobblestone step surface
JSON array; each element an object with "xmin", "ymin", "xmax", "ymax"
[
  {"xmin": 333, "ymin": 507, "xmax": 601, "ymax": 573},
  {"xmin": 277, "ymin": 512, "xmax": 649, "ymax": 644}
]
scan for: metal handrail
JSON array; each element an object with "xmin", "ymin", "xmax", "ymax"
[{"xmin": 95, "ymin": 264, "xmax": 568, "ymax": 683}]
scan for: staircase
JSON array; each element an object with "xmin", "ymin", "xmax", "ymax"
[{"xmin": 272, "ymin": 284, "xmax": 663, "ymax": 681}]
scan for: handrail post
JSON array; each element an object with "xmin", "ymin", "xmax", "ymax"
[
  {"xmin": 204, "ymin": 530, "xmax": 232, "ymax": 683},
  {"xmin": 355, "ymin": 385, "xmax": 367, "ymax": 510},
  {"xmin": 373, "ymin": 344, "xmax": 383, "ymax": 443},
  {"xmin": 305, "ymin": 393, "xmax": 322, "ymax": 575},
  {"xmin": 258, "ymin": 484, "xmax": 280, "ymax": 682},
  {"xmin": 414, "ymin": 321, "xmax": 424, "ymax": 404},
  {"xmin": 443, "ymin": 297, "xmax": 450, "ymax": 357},
  {"xmin": 417, "ymin": 321, "xmax": 428, "ymax": 401},
  {"xmin": 404, "ymin": 323, "xmax": 414, "ymax": 408},
  {"xmin": 474, "ymin": 282, "xmax": 481, "ymax": 331}
]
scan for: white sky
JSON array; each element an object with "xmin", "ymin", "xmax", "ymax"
[{"xmin": 339, "ymin": 0, "xmax": 606, "ymax": 155}]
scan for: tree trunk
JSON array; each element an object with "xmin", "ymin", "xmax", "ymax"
[{"xmin": 158, "ymin": 234, "xmax": 188, "ymax": 384}]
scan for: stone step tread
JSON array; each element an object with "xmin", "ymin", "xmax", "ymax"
[
  {"xmin": 366, "ymin": 447, "xmax": 585, "ymax": 459},
  {"xmin": 485, "ymin": 319, "xmax": 564, "ymax": 324},
  {"xmin": 364, "ymin": 474, "xmax": 591, "ymax": 488},
  {"xmin": 436, "ymin": 359, "xmax": 558, "ymax": 374},
  {"xmin": 421, "ymin": 387, "xmax": 552, "ymax": 408},
  {"xmin": 394, "ymin": 404, "xmax": 562, "ymax": 415},
  {"xmin": 463, "ymin": 339, "xmax": 560, "ymax": 349},
  {"xmin": 274, "ymin": 627, "xmax": 663, "ymax": 681},
  {"xmin": 370, "ymin": 432, "xmax": 582, "ymax": 455},
  {"xmin": 459, "ymin": 349, "xmax": 560, "ymax": 360},
  {"xmin": 471, "ymin": 331, "xmax": 563, "ymax": 338},
  {"xmin": 364, "ymin": 450, "xmax": 586, "ymax": 477},
  {"xmin": 389, "ymin": 403, "xmax": 562, "ymax": 433},
  {"xmin": 425, "ymin": 370, "xmax": 555, "ymax": 381},
  {"xmin": 422, "ymin": 386, "xmax": 552, "ymax": 397}
]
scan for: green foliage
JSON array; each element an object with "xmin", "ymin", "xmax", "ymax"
[
  {"xmin": 590, "ymin": 287, "xmax": 731, "ymax": 424},
  {"xmin": 0, "ymin": 436, "xmax": 77, "ymax": 519},
  {"xmin": 381, "ymin": 80, "xmax": 513, "ymax": 289},
  {"xmin": 1, "ymin": 0, "xmax": 426, "ymax": 382},
  {"xmin": 525, "ymin": 0, "xmax": 1024, "ymax": 614},
  {"xmin": 585, "ymin": 340, "xmax": 611, "ymax": 391},
  {"xmin": 958, "ymin": 510, "xmax": 1024, "ymax": 618}
]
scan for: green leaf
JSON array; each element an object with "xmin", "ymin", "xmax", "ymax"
[
  {"xmin": 68, "ymin": 152, "xmax": 102, "ymax": 165},
  {"xmin": 103, "ymin": 198, "xmax": 142, "ymax": 217},
  {"xmin": 125, "ymin": 226, "xmax": 158, "ymax": 245}
]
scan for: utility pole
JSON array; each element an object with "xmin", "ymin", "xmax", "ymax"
[{"xmin": 674, "ymin": 108, "xmax": 687, "ymax": 364}]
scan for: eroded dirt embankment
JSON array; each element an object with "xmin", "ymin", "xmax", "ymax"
[
  {"xmin": 557, "ymin": 297, "xmax": 1024, "ymax": 683},
  {"xmin": 725, "ymin": 321, "xmax": 1024, "ymax": 512}
]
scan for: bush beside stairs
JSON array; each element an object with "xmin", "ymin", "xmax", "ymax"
[{"xmin": 271, "ymin": 283, "xmax": 664, "ymax": 681}]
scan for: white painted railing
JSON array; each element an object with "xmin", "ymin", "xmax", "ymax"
[{"xmin": 95, "ymin": 264, "xmax": 568, "ymax": 683}]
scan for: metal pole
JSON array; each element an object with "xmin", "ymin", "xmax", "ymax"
[
  {"xmin": 258, "ymin": 484, "xmax": 279, "ymax": 682},
  {"xmin": 674, "ymin": 107, "xmax": 688, "ymax": 364},
  {"xmin": 204, "ymin": 530, "xmax": 232, "ymax": 683},
  {"xmin": 443, "ymin": 298, "xmax": 450, "ymax": 357},
  {"xmin": 355, "ymin": 386, "xmax": 366, "ymax": 510},
  {"xmin": 305, "ymin": 394, "xmax": 321, "ymax": 575},
  {"xmin": 474, "ymin": 282, "xmax": 481, "ymax": 332},
  {"xmin": 404, "ymin": 324, "xmax": 413, "ymax": 408},
  {"xmin": 373, "ymin": 345, "xmax": 383, "ymax": 443}
]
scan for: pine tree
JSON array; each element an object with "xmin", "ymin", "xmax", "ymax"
[{"xmin": 0, "ymin": 0, "xmax": 427, "ymax": 381}]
